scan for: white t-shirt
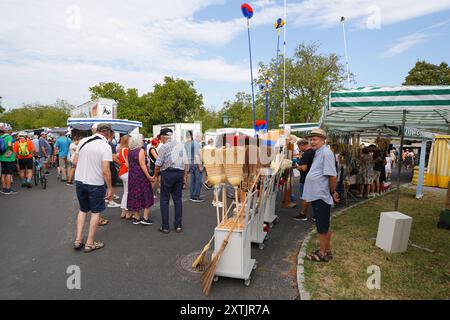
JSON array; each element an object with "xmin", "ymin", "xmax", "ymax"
[
  {"xmin": 75, "ymin": 134, "xmax": 113, "ymax": 186},
  {"xmin": 385, "ymin": 156, "xmax": 392, "ymax": 170}
]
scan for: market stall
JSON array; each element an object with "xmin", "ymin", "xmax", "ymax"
[{"xmin": 323, "ymin": 86, "xmax": 450, "ymax": 207}]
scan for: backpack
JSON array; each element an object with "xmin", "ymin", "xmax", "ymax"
[
  {"xmin": 18, "ymin": 140, "xmax": 31, "ymax": 157},
  {"xmin": 0, "ymin": 135, "xmax": 6, "ymax": 155}
]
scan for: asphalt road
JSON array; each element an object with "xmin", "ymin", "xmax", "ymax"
[{"xmin": 0, "ymin": 168, "xmax": 413, "ymax": 300}]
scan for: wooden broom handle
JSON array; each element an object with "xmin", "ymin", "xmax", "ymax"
[{"xmin": 222, "ymin": 171, "xmax": 261, "ymax": 244}]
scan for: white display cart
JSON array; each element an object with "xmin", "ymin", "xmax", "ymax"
[
  {"xmin": 264, "ymin": 171, "xmax": 280, "ymax": 228},
  {"xmin": 213, "ymin": 190, "xmax": 258, "ymax": 286},
  {"xmin": 250, "ymin": 174, "xmax": 269, "ymax": 250}
]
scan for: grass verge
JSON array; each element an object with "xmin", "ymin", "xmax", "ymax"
[{"xmin": 303, "ymin": 188, "xmax": 450, "ymax": 299}]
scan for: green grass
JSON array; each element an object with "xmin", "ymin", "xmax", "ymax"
[{"xmin": 303, "ymin": 188, "xmax": 450, "ymax": 300}]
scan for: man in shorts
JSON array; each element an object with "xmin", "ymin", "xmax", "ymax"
[
  {"xmin": 72, "ymin": 123, "xmax": 114, "ymax": 253},
  {"xmin": 13, "ymin": 131, "xmax": 35, "ymax": 188},
  {"xmin": 0, "ymin": 125, "xmax": 18, "ymax": 194},
  {"xmin": 302, "ymin": 129, "xmax": 339, "ymax": 262}
]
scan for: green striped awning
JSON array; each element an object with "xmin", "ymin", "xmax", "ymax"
[{"xmin": 324, "ymin": 86, "xmax": 450, "ymax": 132}]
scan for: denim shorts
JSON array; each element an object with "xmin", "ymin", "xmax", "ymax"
[
  {"xmin": 311, "ymin": 199, "xmax": 331, "ymax": 234},
  {"xmin": 76, "ymin": 181, "xmax": 106, "ymax": 213}
]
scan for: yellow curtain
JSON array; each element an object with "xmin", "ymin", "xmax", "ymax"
[{"xmin": 426, "ymin": 135, "xmax": 450, "ymax": 188}]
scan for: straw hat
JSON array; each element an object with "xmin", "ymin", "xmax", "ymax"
[{"xmin": 308, "ymin": 128, "xmax": 327, "ymax": 139}]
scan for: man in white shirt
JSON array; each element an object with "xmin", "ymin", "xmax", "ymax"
[{"xmin": 72, "ymin": 123, "xmax": 114, "ymax": 253}]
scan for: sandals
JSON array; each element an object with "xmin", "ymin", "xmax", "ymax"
[
  {"xmin": 73, "ymin": 240, "xmax": 84, "ymax": 250},
  {"xmin": 84, "ymin": 242, "xmax": 105, "ymax": 253},
  {"xmin": 98, "ymin": 218, "xmax": 109, "ymax": 226},
  {"xmin": 306, "ymin": 250, "xmax": 331, "ymax": 262}
]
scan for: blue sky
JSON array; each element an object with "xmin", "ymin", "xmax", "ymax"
[{"xmin": 1, "ymin": 0, "xmax": 449, "ymax": 112}]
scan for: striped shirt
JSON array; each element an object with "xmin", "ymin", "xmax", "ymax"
[{"xmin": 155, "ymin": 140, "xmax": 188, "ymax": 171}]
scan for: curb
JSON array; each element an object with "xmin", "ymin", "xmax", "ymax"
[{"xmin": 296, "ymin": 186, "xmax": 401, "ymax": 300}]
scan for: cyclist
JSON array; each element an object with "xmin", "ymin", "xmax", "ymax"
[
  {"xmin": 38, "ymin": 132, "xmax": 52, "ymax": 174},
  {"xmin": 13, "ymin": 131, "xmax": 35, "ymax": 188}
]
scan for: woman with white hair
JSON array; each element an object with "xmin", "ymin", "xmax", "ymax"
[{"xmin": 127, "ymin": 134, "xmax": 154, "ymax": 225}]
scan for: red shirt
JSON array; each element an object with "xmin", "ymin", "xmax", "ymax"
[{"xmin": 118, "ymin": 148, "xmax": 129, "ymax": 176}]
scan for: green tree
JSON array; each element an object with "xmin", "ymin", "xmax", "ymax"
[
  {"xmin": 0, "ymin": 103, "xmax": 71, "ymax": 130},
  {"xmin": 149, "ymin": 77, "xmax": 204, "ymax": 125},
  {"xmin": 89, "ymin": 78, "xmax": 204, "ymax": 136},
  {"xmin": 403, "ymin": 61, "xmax": 450, "ymax": 85},
  {"xmin": 256, "ymin": 42, "xmax": 350, "ymax": 125},
  {"xmin": 219, "ymin": 92, "xmax": 254, "ymax": 128}
]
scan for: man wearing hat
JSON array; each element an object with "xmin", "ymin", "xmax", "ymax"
[
  {"xmin": 38, "ymin": 132, "xmax": 52, "ymax": 174},
  {"xmin": 302, "ymin": 128, "xmax": 339, "ymax": 262},
  {"xmin": 152, "ymin": 127, "xmax": 189, "ymax": 234},
  {"xmin": 72, "ymin": 123, "xmax": 114, "ymax": 253},
  {"xmin": 13, "ymin": 131, "xmax": 35, "ymax": 188},
  {"xmin": 0, "ymin": 125, "xmax": 17, "ymax": 194}
]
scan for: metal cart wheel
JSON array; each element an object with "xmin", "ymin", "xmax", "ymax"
[
  {"xmin": 213, "ymin": 276, "xmax": 219, "ymax": 283},
  {"xmin": 244, "ymin": 278, "xmax": 251, "ymax": 287}
]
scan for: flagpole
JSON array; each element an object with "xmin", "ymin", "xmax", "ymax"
[
  {"xmin": 282, "ymin": 0, "xmax": 286, "ymax": 127},
  {"xmin": 341, "ymin": 16, "xmax": 350, "ymax": 87},
  {"xmin": 271, "ymin": 28, "xmax": 281, "ymax": 129},
  {"xmin": 247, "ymin": 18, "xmax": 256, "ymax": 129}
]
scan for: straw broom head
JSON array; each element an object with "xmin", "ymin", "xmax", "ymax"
[{"xmin": 192, "ymin": 236, "xmax": 213, "ymax": 269}]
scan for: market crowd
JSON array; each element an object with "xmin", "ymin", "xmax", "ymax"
[{"xmin": 1, "ymin": 123, "xmax": 416, "ymax": 257}]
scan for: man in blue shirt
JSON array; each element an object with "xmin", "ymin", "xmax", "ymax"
[
  {"xmin": 54, "ymin": 133, "xmax": 72, "ymax": 182},
  {"xmin": 302, "ymin": 128, "xmax": 339, "ymax": 262},
  {"xmin": 185, "ymin": 131, "xmax": 204, "ymax": 202},
  {"xmin": 153, "ymin": 128, "xmax": 189, "ymax": 234}
]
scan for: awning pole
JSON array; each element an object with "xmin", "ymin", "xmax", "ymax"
[
  {"xmin": 395, "ymin": 110, "xmax": 406, "ymax": 210},
  {"xmin": 415, "ymin": 139, "xmax": 427, "ymax": 199}
]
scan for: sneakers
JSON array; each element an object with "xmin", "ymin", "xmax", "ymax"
[
  {"xmin": 132, "ymin": 218, "xmax": 142, "ymax": 225},
  {"xmin": 191, "ymin": 197, "xmax": 205, "ymax": 203},
  {"xmin": 1, "ymin": 189, "xmax": 17, "ymax": 195},
  {"xmin": 158, "ymin": 227, "xmax": 170, "ymax": 234},
  {"xmin": 140, "ymin": 218, "xmax": 153, "ymax": 226},
  {"xmin": 113, "ymin": 194, "xmax": 120, "ymax": 200},
  {"xmin": 292, "ymin": 214, "xmax": 308, "ymax": 221},
  {"xmin": 107, "ymin": 200, "xmax": 121, "ymax": 208},
  {"xmin": 212, "ymin": 200, "xmax": 223, "ymax": 208},
  {"xmin": 66, "ymin": 181, "xmax": 74, "ymax": 186}
]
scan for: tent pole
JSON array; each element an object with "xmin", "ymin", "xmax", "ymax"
[
  {"xmin": 415, "ymin": 139, "xmax": 427, "ymax": 199},
  {"xmin": 395, "ymin": 110, "xmax": 406, "ymax": 210}
]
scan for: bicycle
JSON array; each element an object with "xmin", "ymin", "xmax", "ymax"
[{"xmin": 33, "ymin": 157, "xmax": 47, "ymax": 190}]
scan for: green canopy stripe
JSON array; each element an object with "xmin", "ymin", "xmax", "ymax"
[
  {"xmin": 330, "ymin": 100, "xmax": 450, "ymax": 108},
  {"xmin": 331, "ymin": 89, "xmax": 450, "ymax": 98}
]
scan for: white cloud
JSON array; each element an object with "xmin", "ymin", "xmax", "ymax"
[
  {"xmin": 382, "ymin": 18, "xmax": 450, "ymax": 58},
  {"xmin": 382, "ymin": 33, "xmax": 432, "ymax": 58},
  {"xmin": 0, "ymin": 0, "xmax": 449, "ymax": 109}
]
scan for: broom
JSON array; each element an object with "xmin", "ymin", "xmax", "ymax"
[
  {"xmin": 201, "ymin": 171, "xmax": 261, "ymax": 295},
  {"xmin": 191, "ymin": 186, "xmax": 222, "ymax": 270}
]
